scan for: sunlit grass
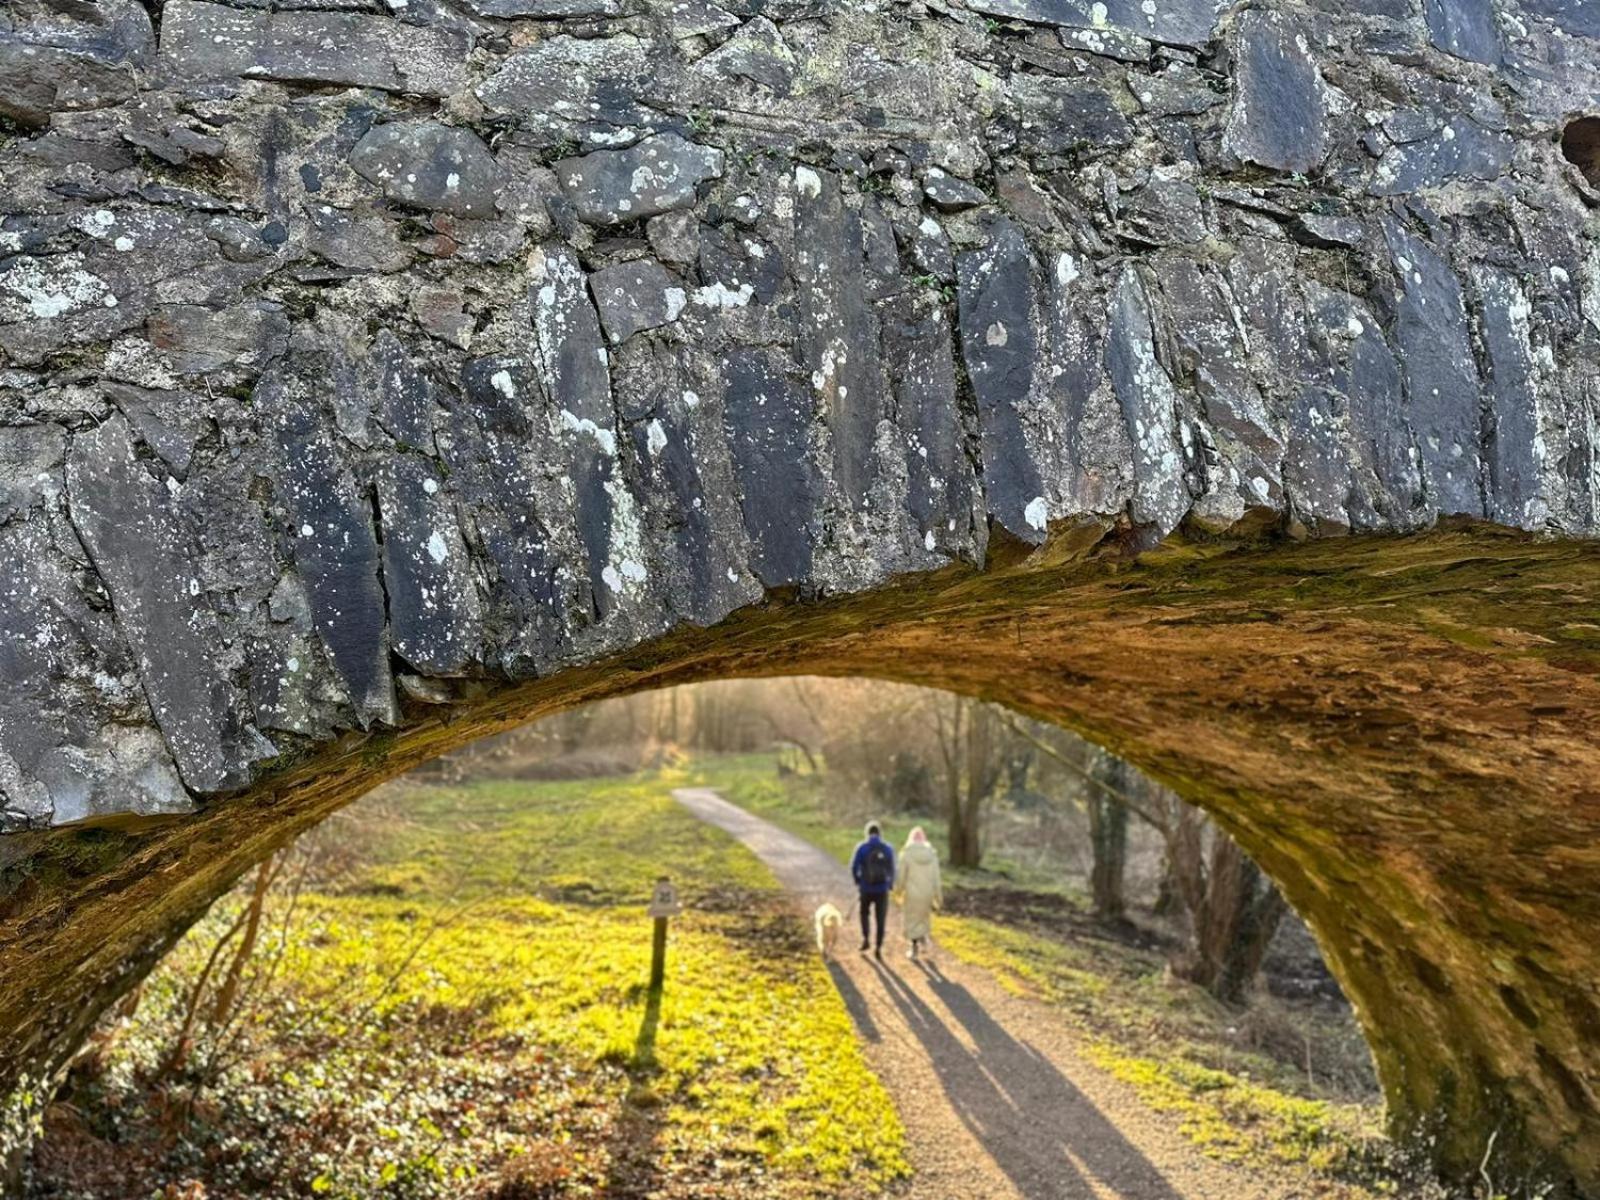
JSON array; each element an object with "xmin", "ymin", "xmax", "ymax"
[{"xmin": 59, "ymin": 772, "xmax": 907, "ymax": 1197}]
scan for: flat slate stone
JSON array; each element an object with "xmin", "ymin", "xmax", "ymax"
[
  {"xmin": 1383, "ymin": 220, "xmax": 1485, "ymax": 518},
  {"xmin": 1521, "ymin": 0, "xmax": 1600, "ymax": 38},
  {"xmin": 1009, "ymin": 75, "xmax": 1132, "ymax": 155},
  {"xmin": 66, "ymin": 415, "xmax": 270, "ymax": 792},
  {"xmin": 922, "ymin": 168, "xmax": 987, "ymax": 212},
  {"xmin": 882, "ymin": 292, "xmax": 975, "ymax": 554},
  {"xmin": 529, "ymin": 245, "xmax": 633, "ymax": 614},
  {"xmin": 956, "ymin": 219, "xmax": 1048, "ymax": 543},
  {"xmin": 1474, "ymin": 265, "xmax": 1544, "ymax": 529},
  {"xmin": 377, "ymin": 455, "xmax": 482, "ymax": 676},
  {"xmin": 1368, "ymin": 115, "xmax": 1512, "ymax": 195},
  {"xmin": 350, "ymin": 123, "xmax": 507, "ymax": 219},
  {"xmin": 793, "ymin": 166, "xmax": 883, "ymax": 511},
  {"xmin": 693, "ymin": 16, "xmax": 796, "ymax": 93},
  {"xmin": 556, "ymin": 135, "xmax": 724, "ymax": 226},
  {"xmin": 373, "ymin": 330, "xmax": 442, "ymax": 451},
  {"xmin": 1222, "ymin": 9, "xmax": 1329, "ymax": 175},
  {"xmin": 458, "ymin": 0, "xmax": 620, "ymax": 14},
  {"xmin": 267, "ymin": 374, "xmax": 399, "ymax": 728},
  {"xmin": 1423, "ymin": 0, "xmax": 1501, "ymax": 64},
  {"xmin": 1105, "ymin": 268, "xmax": 1190, "ymax": 536},
  {"xmin": 1302, "ymin": 284, "xmax": 1420, "ymax": 529},
  {"xmin": 0, "ymin": 425, "xmax": 64, "ymax": 522},
  {"xmin": 144, "ymin": 301, "xmax": 289, "ymax": 376},
  {"xmin": 0, "ymin": 519, "xmax": 194, "ymax": 829},
  {"xmin": 721, "ymin": 348, "xmax": 818, "ymax": 586},
  {"xmin": 589, "ymin": 259, "xmax": 688, "ymax": 344},
  {"xmin": 158, "ymin": 1, "xmax": 471, "ymax": 96},
  {"xmin": 476, "ymin": 34, "xmax": 654, "ymax": 141},
  {"xmin": 965, "ymin": 0, "xmax": 1221, "ymax": 49}
]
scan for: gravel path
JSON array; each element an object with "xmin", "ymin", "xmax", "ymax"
[{"xmin": 672, "ymin": 787, "xmax": 1348, "ymax": 1200}]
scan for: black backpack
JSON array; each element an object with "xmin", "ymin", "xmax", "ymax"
[{"xmin": 861, "ymin": 841, "xmax": 892, "ymax": 888}]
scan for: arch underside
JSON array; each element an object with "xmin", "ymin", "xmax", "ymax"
[
  {"xmin": 5, "ymin": 528, "xmax": 1600, "ymax": 1193},
  {"xmin": 4, "ymin": 0, "xmax": 1600, "ymax": 1190}
]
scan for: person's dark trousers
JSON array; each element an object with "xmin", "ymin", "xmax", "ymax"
[{"xmin": 859, "ymin": 892, "xmax": 888, "ymax": 949}]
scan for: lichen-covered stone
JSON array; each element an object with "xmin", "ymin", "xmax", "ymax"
[
  {"xmin": 378, "ymin": 456, "xmax": 482, "ymax": 677},
  {"xmin": 158, "ymin": 1, "xmax": 470, "ymax": 95},
  {"xmin": 1423, "ymin": 0, "xmax": 1501, "ymax": 64},
  {"xmin": 965, "ymin": 0, "xmax": 1221, "ymax": 49},
  {"xmin": 556, "ymin": 135, "xmax": 724, "ymax": 226},
  {"xmin": 65, "ymin": 416, "xmax": 273, "ymax": 792},
  {"xmin": 693, "ymin": 16, "xmax": 796, "ymax": 94},
  {"xmin": 589, "ymin": 260, "xmax": 688, "ymax": 345},
  {"xmin": 350, "ymin": 123, "xmax": 507, "ymax": 219},
  {"xmin": 1383, "ymin": 220, "xmax": 1485, "ymax": 518},
  {"xmin": 1222, "ymin": 10, "xmax": 1328, "ymax": 175}
]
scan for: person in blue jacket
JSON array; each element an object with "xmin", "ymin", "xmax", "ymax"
[{"xmin": 851, "ymin": 821, "xmax": 896, "ymax": 959}]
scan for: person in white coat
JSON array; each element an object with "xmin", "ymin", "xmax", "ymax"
[{"xmin": 894, "ymin": 827, "xmax": 943, "ymax": 961}]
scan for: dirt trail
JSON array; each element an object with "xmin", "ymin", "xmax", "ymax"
[{"xmin": 672, "ymin": 787, "xmax": 1342, "ymax": 1200}]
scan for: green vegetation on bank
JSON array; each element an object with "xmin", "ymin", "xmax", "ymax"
[{"xmin": 29, "ymin": 774, "xmax": 906, "ymax": 1199}]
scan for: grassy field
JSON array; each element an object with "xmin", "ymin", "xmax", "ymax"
[
  {"xmin": 27, "ymin": 774, "xmax": 907, "ymax": 1199},
  {"xmin": 690, "ymin": 754, "xmax": 1390, "ymax": 1184}
]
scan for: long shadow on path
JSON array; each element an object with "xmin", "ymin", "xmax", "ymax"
[{"xmin": 865, "ymin": 957, "xmax": 1188, "ymax": 1200}]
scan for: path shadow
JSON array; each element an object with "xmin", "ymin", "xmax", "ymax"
[
  {"xmin": 868, "ymin": 957, "xmax": 1188, "ymax": 1200},
  {"xmin": 826, "ymin": 959, "xmax": 882, "ymax": 1043}
]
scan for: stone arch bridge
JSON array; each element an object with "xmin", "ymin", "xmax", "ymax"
[{"xmin": 3, "ymin": 0, "xmax": 1600, "ymax": 1191}]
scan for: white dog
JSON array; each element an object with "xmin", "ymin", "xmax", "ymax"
[{"xmin": 814, "ymin": 901, "xmax": 844, "ymax": 956}]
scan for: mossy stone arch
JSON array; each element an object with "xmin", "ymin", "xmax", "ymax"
[{"xmin": 3, "ymin": 0, "xmax": 1600, "ymax": 1191}]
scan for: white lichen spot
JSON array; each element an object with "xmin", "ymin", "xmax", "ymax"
[
  {"xmin": 422, "ymin": 477, "xmax": 439, "ymax": 494},
  {"xmin": 559, "ymin": 410, "xmax": 617, "ymax": 454},
  {"xmin": 1346, "ymin": 316, "xmax": 1365, "ymax": 337},
  {"xmin": 924, "ymin": 529, "xmax": 937, "ymax": 551},
  {"xmin": 1023, "ymin": 495, "xmax": 1049, "ymax": 531},
  {"xmin": 794, "ymin": 165, "xmax": 823, "ymax": 199},
  {"xmin": 114, "ymin": 236, "xmax": 135, "ymax": 253},
  {"xmin": 646, "ymin": 418, "xmax": 668, "ymax": 456},
  {"xmin": 299, "ymin": 523, "xmax": 314, "ymax": 537},
  {"xmin": 1056, "ymin": 253, "xmax": 1080, "ymax": 286},
  {"xmin": 664, "ymin": 287, "xmax": 688, "ymax": 321},
  {"xmin": 693, "ymin": 281, "xmax": 755, "ymax": 309},
  {"xmin": 683, "ymin": 389, "xmax": 701, "ymax": 408},
  {"xmin": 426, "ymin": 531, "xmax": 450, "ymax": 564},
  {"xmin": 985, "ymin": 321, "xmax": 1008, "ymax": 347},
  {"xmin": 490, "ymin": 370, "xmax": 517, "ymax": 399}
]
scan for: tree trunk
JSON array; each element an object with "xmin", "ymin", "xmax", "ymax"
[
  {"xmin": 1087, "ymin": 753, "xmax": 1129, "ymax": 920},
  {"xmin": 1174, "ymin": 829, "xmax": 1288, "ymax": 1005}
]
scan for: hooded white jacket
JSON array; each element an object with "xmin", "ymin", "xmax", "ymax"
[{"xmin": 895, "ymin": 840, "xmax": 943, "ymax": 941}]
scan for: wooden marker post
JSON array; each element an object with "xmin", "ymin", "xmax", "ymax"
[{"xmin": 647, "ymin": 876, "xmax": 681, "ymax": 992}]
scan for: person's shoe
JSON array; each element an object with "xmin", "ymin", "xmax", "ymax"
[
  {"xmin": 874, "ymin": 946, "xmax": 883, "ymax": 961},
  {"xmin": 859, "ymin": 940, "xmax": 870, "ymax": 953},
  {"xmin": 908, "ymin": 942, "xmax": 918, "ymax": 961}
]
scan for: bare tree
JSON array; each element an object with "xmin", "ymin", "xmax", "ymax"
[{"xmin": 931, "ymin": 695, "xmax": 1005, "ymax": 868}]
